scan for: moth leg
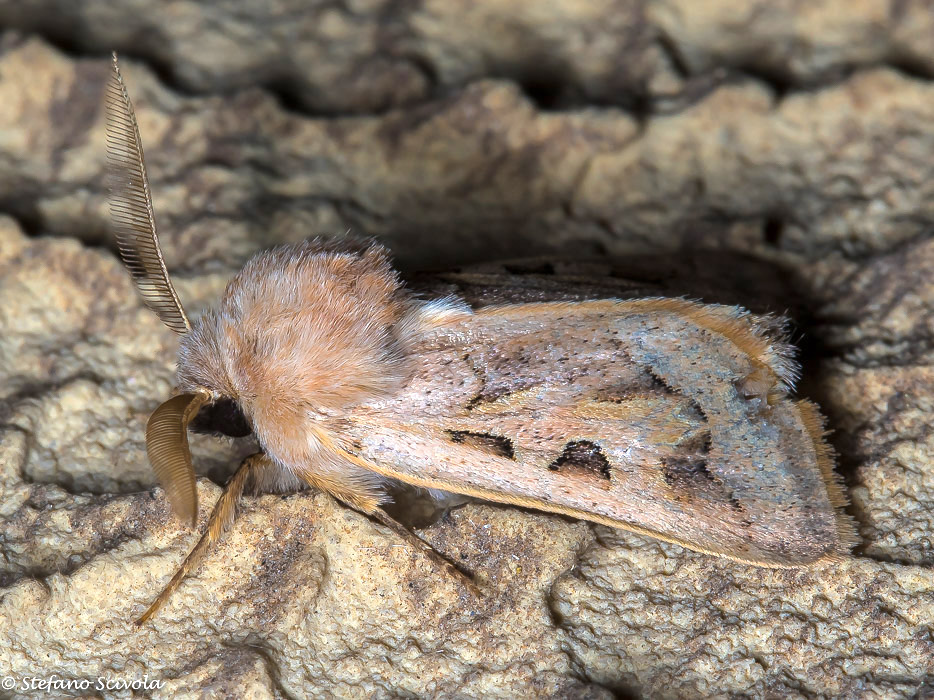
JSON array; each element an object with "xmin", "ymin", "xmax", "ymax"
[
  {"xmin": 136, "ymin": 452, "xmax": 270, "ymax": 625},
  {"xmin": 291, "ymin": 467, "xmax": 480, "ymax": 596},
  {"xmin": 347, "ymin": 498, "xmax": 481, "ymax": 599}
]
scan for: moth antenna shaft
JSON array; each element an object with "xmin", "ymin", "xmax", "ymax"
[
  {"xmin": 136, "ymin": 453, "xmax": 266, "ymax": 625},
  {"xmin": 106, "ymin": 51, "xmax": 191, "ymax": 335}
]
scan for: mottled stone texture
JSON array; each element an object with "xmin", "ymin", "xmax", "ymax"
[{"xmin": 0, "ymin": 1, "xmax": 932, "ymax": 697}]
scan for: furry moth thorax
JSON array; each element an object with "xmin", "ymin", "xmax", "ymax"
[
  {"xmin": 179, "ymin": 241, "xmax": 414, "ymax": 414},
  {"xmin": 176, "ymin": 240, "xmax": 457, "ymax": 499}
]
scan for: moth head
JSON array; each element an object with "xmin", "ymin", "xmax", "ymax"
[
  {"xmin": 171, "ymin": 240, "xmax": 413, "ymax": 463},
  {"xmin": 107, "ymin": 55, "xmax": 417, "ymax": 522},
  {"xmin": 106, "ymin": 52, "xmax": 220, "ymax": 527}
]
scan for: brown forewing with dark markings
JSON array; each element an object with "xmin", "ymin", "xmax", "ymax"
[{"xmin": 328, "ymin": 295, "xmax": 855, "ymax": 566}]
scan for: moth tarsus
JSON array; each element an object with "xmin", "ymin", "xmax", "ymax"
[
  {"xmin": 135, "ymin": 452, "xmax": 265, "ymax": 626},
  {"xmin": 107, "ymin": 54, "xmax": 855, "ymax": 624}
]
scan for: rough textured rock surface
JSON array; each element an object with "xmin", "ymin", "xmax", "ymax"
[{"xmin": 0, "ymin": 2, "xmax": 932, "ymax": 697}]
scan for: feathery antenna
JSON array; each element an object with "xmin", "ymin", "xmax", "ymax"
[{"xmin": 106, "ymin": 52, "xmax": 191, "ymax": 334}]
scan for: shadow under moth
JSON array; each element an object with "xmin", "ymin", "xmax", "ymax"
[{"xmin": 105, "ymin": 54, "xmax": 856, "ymax": 625}]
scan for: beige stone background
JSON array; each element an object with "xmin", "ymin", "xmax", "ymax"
[{"xmin": 0, "ymin": 1, "xmax": 933, "ymax": 698}]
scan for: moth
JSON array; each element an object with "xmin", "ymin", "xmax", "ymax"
[{"xmin": 105, "ymin": 54, "xmax": 855, "ymax": 624}]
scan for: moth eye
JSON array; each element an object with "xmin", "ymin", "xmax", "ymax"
[
  {"xmin": 446, "ymin": 430, "xmax": 515, "ymax": 459},
  {"xmin": 549, "ymin": 440, "xmax": 612, "ymax": 480},
  {"xmin": 189, "ymin": 398, "xmax": 252, "ymax": 438}
]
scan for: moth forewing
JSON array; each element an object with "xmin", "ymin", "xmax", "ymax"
[{"xmin": 337, "ymin": 300, "xmax": 855, "ymax": 566}]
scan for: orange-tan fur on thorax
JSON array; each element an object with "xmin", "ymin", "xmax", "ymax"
[{"xmin": 176, "ymin": 240, "xmax": 465, "ymax": 502}]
